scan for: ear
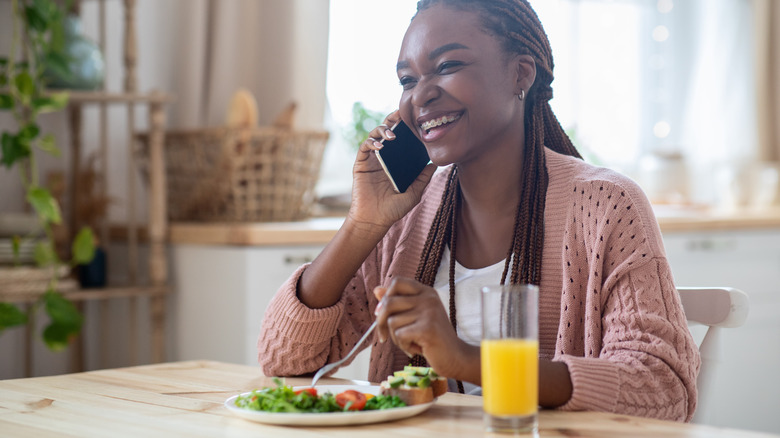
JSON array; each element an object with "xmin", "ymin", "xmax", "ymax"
[{"xmin": 513, "ymin": 54, "xmax": 537, "ymax": 96}]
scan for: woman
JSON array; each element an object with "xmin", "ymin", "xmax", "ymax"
[{"xmin": 258, "ymin": 0, "xmax": 700, "ymax": 422}]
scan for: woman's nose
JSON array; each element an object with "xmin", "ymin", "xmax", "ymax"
[{"xmin": 411, "ymin": 77, "xmax": 440, "ymax": 108}]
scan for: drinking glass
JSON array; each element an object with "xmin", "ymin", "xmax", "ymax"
[{"xmin": 481, "ymin": 284, "xmax": 539, "ymax": 434}]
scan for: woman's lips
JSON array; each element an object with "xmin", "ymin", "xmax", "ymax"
[{"xmin": 419, "ymin": 113, "xmax": 462, "ymax": 142}]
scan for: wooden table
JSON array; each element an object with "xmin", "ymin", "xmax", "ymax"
[{"xmin": 0, "ymin": 360, "xmax": 775, "ymax": 438}]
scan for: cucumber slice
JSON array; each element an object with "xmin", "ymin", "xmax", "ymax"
[{"xmin": 389, "ymin": 376, "xmax": 405, "ymax": 389}]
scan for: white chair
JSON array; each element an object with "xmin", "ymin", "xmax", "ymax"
[{"xmin": 677, "ymin": 287, "xmax": 749, "ymax": 425}]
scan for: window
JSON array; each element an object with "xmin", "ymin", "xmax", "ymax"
[{"xmin": 319, "ymin": 0, "xmax": 419, "ymax": 196}]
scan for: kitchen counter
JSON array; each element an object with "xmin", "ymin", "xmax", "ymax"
[{"xmin": 169, "ymin": 207, "xmax": 780, "ymax": 246}]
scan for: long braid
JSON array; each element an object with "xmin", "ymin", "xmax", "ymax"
[{"xmin": 409, "ymin": 0, "xmax": 581, "ymax": 389}]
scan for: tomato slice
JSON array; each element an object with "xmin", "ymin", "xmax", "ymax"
[
  {"xmin": 335, "ymin": 390, "xmax": 367, "ymax": 411},
  {"xmin": 294, "ymin": 387, "xmax": 318, "ymax": 397}
]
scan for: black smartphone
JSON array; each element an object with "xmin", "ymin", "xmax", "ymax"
[{"xmin": 375, "ymin": 120, "xmax": 431, "ymax": 193}]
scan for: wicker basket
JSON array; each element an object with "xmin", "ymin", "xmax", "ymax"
[{"xmin": 137, "ymin": 127, "xmax": 329, "ymax": 222}]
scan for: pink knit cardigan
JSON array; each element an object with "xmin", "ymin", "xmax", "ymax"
[{"xmin": 257, "ymin": 148, "xmax": 700, "ymax": 422}]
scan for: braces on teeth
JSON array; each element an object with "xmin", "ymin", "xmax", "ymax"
[{"xmin": 421, "ymin": 115, "xmax": 458, "ymax": 131}]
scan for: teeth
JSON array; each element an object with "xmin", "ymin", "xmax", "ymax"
[{"xmin": 421, "ymin": 114, "xmax": 458, "ymax": 132}]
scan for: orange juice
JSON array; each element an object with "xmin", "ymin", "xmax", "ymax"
[{"xmin": 481, "ymin": 338, "xmax": 538, "ymax": 416}]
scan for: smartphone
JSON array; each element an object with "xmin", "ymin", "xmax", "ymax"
[{"xmin": 375, "ymin": 120, "xmax": 431, "ymax": 193}]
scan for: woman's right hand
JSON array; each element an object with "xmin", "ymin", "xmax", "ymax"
[{"xmin": 348, "ymin": 111, "xmax": 436, "ymax": 230}]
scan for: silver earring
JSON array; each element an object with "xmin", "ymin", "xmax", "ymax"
[{"xmin": 517, "ymin": 89, "xmax": 525, "ymax": 101}]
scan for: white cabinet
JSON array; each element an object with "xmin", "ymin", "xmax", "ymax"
[
  {"xmin": 663, "ymin": 229, "xmax": 780, "ymax": 434},
  {"xmin": 172, "ymin": 243, "xmax": 371, "ymax": 381}
]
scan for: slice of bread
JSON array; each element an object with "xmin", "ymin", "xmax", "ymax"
[
  {"xmin": 430, "ymin": 377, "xmax": 448, "ymax": 398},
  {"xmin": 380, "ymin": 380, "xmax": 434, "ymax": 406},
  {"xmin": 225, "ymin": 89, "xmax": 259, "ymax": 129},
  {"xmin": 377, "ymin": 365, "xmax": 448, "ymax": 405},
  {"xmin": 402, "ymin": 366, "xmax": 448, "ymax": 397}
]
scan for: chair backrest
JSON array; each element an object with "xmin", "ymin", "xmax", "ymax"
[{"xmin": 677, "ymin": 287, "xmax": 749, "ymax": 424}]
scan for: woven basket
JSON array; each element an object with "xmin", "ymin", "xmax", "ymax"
[{"xmin": 137, "ymin": 127, "xmax": 329, "ymax": 222}]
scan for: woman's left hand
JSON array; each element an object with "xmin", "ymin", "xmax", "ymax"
[{"xmin": 373, "ymin": 277, "xmax": 480, "ymax": 381}]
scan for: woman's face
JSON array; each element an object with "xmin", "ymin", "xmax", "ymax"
[{"xmin": 396, "ymin": 4, "xmax": 528, "ymax": 167}]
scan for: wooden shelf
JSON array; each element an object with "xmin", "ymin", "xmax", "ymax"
[
  {"xmin": 66, "ymin": 90, "xmax": 174, "ymax": 104},
  {"xmin": 1, "ymin": 0, "xmax": 173, "ymax": 377},
  {"xmin": 0, "ymin": 285, "xmax": 169, "ymax": 305}
]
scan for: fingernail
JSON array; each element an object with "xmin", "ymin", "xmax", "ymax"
[
  {"xmin": 404, "ymin": 351, "xmax": 413, "ymax": 358},
  {"xmin": 374, "ymin": 301, "xmax": 383, "ymax": 316},
  {"xmin": 385, "ymin": 130, "xmax": 396, "ymax": 139},
  {"xmin": 373, "ymin": 140, "xmax": 384, "ymax": 149}
]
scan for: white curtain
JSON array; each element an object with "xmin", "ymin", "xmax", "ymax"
[
  {"xmin": 679, "ymin": 0, "xmax": 756, "ymax": 166},
  {"xmin": 754, "ymin": 0, "xmax": 780, "ymax": 163},
  {"xmin": 678, "ymin": 0, "xmax": 757, "ymax": 205},
  {"xmin": 135, "ymin": 0, "xmax": 330, "ymax": 130}
]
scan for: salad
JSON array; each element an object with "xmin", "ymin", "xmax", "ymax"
[{"xmin": 234, "ymin": 379, "xmax": 407, "ymax": 413}]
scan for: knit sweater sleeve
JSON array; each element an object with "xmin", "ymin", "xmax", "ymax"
[
  {"xmin": 255, "ymin": 170, "xmax": 447, "ymax": 380},
  {"xmin": 256, "ymin": 251, "xmax": 381, "ymax": 378},
  {"xmin": 554, "ymin": 176, "xmax": 700, "ymax": 422}
]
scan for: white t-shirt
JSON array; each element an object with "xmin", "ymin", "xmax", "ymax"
[{"xmin": 433, "ymin": 246, "xmax": 507, "ymax": 395}]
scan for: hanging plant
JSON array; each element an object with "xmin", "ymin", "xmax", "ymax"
[{"xmin": 0, "ymin": 0, "xmax": 96, "ymax": 351}]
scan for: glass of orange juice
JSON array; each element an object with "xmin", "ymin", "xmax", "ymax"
[{"xmin": 481, "ymin": 284, "xmax": 538, "ymax": 434}]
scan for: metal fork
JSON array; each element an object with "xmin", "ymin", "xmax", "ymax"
[{"xmin": 310, "ymin": 320, "xmax": 378, "ymax": 387}]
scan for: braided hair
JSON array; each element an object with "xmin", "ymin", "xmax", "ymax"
[{"xmin": 409, "ymin": 0, "xmax": 582, "ymax": 378}]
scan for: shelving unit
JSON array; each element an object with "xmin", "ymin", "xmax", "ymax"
[{"xmin": 0, "ymin": 0, "xmax": 172, "ymax": 377}]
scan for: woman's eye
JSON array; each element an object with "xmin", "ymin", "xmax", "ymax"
[
  {"xmin": 437, "ymin": 61, "xmax": 463, "ymax": 74},
  {"xmin": 399, "ymin": 76, "xmax": 417, "ymax": 89}
]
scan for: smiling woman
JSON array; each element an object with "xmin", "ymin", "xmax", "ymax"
[{"xmin": 259, "ymin": 0, "xmax": 699, "ymax": 424}]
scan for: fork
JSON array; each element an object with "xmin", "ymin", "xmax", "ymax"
[{"xmin": 310, "ymin": 320, "xmax": 378, "ymax": 387}]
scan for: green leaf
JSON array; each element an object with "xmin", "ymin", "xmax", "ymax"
[
  {"xmin": 42, "ymin": 290, "xmax": 82, "ymax": 350},
  {"xmin": 34, "ymin": 240, "xmax": 58, "ymax": 267},
  {"xmin": 11, "ymin": 235, "xmax": 21, "ymax": 261},
  {"xmin": 26, "ymin": 186, "xmax": 62, "ymax": 224},
  {"xmin": 1, "ymin": 132, "xmax": 31, "ymax": 168},
  {"xmin": 18, "ymin": 123, "xmax": 40, "ymax": 143},
  {"xmin": 44, "ymin": 52, "xmax": 70, "ymax": 80},
  {"xmin": 37, "ymin": 133, "xmax": 60, "ymax": 157},
  {"xmin": 0, "ymin": 303, "xmax": 28, "ymax": 332},
  {"xmin": 0, "ymin": 57, "xmax": 7, "ymax": 67},
  {"xmin": 72, "ymin": 227, "xmax": 96, "ymax": 265},
  {"xmin": 0, "ymin": 94, "xmax": 12, "ymax": 110},
  {"xmin": 44, "ymin": 290, "xmax": 82, "ymax": 327},
  {"xmin": 32, "ymin": 92, "xmax": 68, "ymax": 114},
  {"xmin": 14, "ymin": 72, "xmax": 35, "ymax": 99},
  {"xmin": 24, "ymin": 5, "xmax": 48, "ymax": 32},
  {"xmin": 42, "ymin": 323, "xmax": 71, "ymax": 351}
]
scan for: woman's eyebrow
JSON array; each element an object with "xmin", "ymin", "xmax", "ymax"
[
  {"xmin": 428, "ymin": 42, "xmax": 468, "ymax": 60},
  {"xmin": 396, "ymin": 42, "xmax": 469, "ymax": 71}
]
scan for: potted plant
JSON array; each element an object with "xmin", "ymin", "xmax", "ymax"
[
  {"xmin": 344, "ymin": 101, "xmax": 385, "ymax": 151},
  {"xmin": 0, "ymin": 0, "xmax": 95, "ymax": 351}
]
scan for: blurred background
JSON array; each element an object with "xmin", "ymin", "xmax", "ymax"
[{"xmin": 1, "ymin": 0, "xmax": 778, "ymax": 434}]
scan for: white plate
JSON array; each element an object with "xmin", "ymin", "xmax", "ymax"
[{"xmin": 224, "ymin": 384, "xmax": 435, "ymax": 426}]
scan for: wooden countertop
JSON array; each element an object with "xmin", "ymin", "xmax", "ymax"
[
  {"xmin": 1, "ymin": 360, "xmax": 776, "ymax": 438},
  {"xmin": 169, "ymin": 207, "xmax": 780, "ymax": 247}
]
